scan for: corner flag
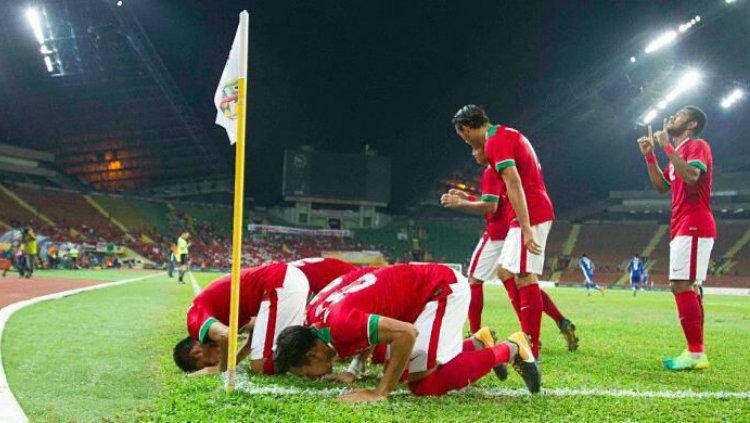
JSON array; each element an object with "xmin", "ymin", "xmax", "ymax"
[
  {"xmin": 214, "ymin": 12, "xmax": 247, "ymax": 144},
  {"xmin": 215, "ymin": 10, "xmax": 249, "ymax": 391}
]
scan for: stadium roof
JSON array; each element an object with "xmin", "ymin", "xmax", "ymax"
[
  {"xmin": 0, "ymin": 1, "xmax": 748, "ymax": 210},
  {"xmin": 0, "ymin": 0, "xmax": 227, "ymax": 192}
]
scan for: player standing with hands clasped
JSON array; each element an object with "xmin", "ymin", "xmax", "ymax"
[{"xmin": 637, "ymin": 106, "xmax": 715, "ymax": 371}]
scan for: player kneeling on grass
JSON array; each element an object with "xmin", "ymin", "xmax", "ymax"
[
  {"xmin": 173, "ymin": 258, "xmax": 356, "ymax": 375},
  {"xmin": 274, "ymin": 264, "xmax": 540, "ymax": 404}
]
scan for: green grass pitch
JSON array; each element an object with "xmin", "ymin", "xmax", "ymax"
[{"xmin": 2, "ymin": 271, "xmax": 750, "ymax": 422}]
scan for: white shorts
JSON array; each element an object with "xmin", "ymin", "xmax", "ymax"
[
  {"xmin": 468, "ymin": 234, "xmax": 504, "ymax": 282},
  {"xmin": 409, "ymin": 270, "xmax": 470, "ymax": 374},
  {"xmin": 499, "ymin": 221, "xmax": 552, "ymax": 275},
  {"xmin": 250, "ymin": 265, "xmax": 310, "ymax": 360},
  {"xmin": 669, "ymin": 236, "xmax": 714, "ymax": 282}
]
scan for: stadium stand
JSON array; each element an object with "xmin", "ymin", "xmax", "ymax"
[
  {"xmin": 11, "ymin": 186, "xmax": 124, "ymax": 241},
  {"xmin": 0, "ymin": 186, "xmax": 45, "ymax": 228},
  {"xmin": 557, "ymin": 222, "xmax": 656, "ymax": 284},
  {"xmin": 2, "ymin": 180, "xmax": 749, "ymax": 287}
]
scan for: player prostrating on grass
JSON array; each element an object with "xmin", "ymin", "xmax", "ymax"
[
  {"xmin": 173, "ymin": 258, "xmax": 356, "ymax": 375},
  {"xmin": 452, "ymin": 105, "xmax": 554, "ymax": 358},
  {"xmin": 637, "ymin": 106, "xmax": 715, "ymax": 371},
  {"xmin": 274, "ymin": 264, "xmax": 540, "ymax": 403},
  {"xmin": 579, "ymin": 254, "xmax": 604, "ymax": 296},
  {"xmin": 441, "ymin": 142, "xmax": 577, "ymax": 351}
]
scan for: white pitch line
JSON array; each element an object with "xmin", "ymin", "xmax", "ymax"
[
  {"xmin": 0, "ymin": 272, "xmax": 165, "ymax": 423},
  {"xmin": 188, "ymin": 270, "xmax": 201, "ymax": 296},
  {"xmin": 234, "ymin": 379, "xmax": 750, "ymax": 400}
]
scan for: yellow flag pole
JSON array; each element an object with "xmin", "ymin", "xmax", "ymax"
[{"xmin": 226, "ymin": 10, "xmax": 249, "ymax": 392}]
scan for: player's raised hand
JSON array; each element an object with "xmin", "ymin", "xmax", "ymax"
[
  {"xmin": 522, "ymin": 226, "xmax": 543, "ymax": 255},
  {"xmin": 637, "ymin": 136, "xmax": 654, "ymax": 156},
  {"xmin": 448, "ymin": 188, "xmax": 469, "ymax": 199},
  {"xmin": 654, "ymin": 118, "xmax": 670, "ymax": 148},
  {"xmin": 337, "ymin": 388, "xmax": 387, "ymax": 403}
]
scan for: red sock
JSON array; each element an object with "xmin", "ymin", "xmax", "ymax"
[
  {"xmin": 407, "ymin": 344, "xmax": 510, "ymax": 396},
  {"xmin": 502, "ymin": 277, "xmax": 522, "ymax": 325},
  {"xmin": 518, "ymin": 284, "xmax": 543, "ymax": 357},
  {"xmin": 675, "ymin": 291, "xmax": 704, "ymax": 353},
  {"xmin": 462, "ymin": 338, "xmax": 477, "ymax": 352},
  {"xmin": 541, "ymin": 289, "xmax": 564, "ymax": 322},
  {"xmin": 371, "ymin": 344, "xmax": 388, "ymax": 364},
  {"xmin": 263, "ymin": 358, "xmax": 276, "ymax": 375},
  {"xmin": 468, "ymin": 284, "xmax": 484, "ymax": 332}
]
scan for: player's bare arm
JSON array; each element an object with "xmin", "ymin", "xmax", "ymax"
[
  {"xmin": 338, "ymin": 317, "xmax": 417, "ymax": 404},
  {"xmin": 638, "ymin": 135, "xmax": 670, "ymax": 194},
  {"xmin": 440, "ymin": 193, "xmax": 497, "ymax": 214},
  {"xmin": 500, "ymin": 166, "xmax": 542, "ymax": 255},
  {"xmin": 207, "ymin": 321, "xmax": 230, "ymax": 372}
]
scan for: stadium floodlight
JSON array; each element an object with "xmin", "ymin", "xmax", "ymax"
[
  {"xmin": 645, "ymin": 30, "xmax": 677, "ymax": 54},
  {"xmin": 630, "ymin": 56, "xmax": 637, "ymax": 63},
  {"xmin": 720, "ymin": 88, "xmax": 745, "ymax": 109},
  {"xmin": 641, "ymin": 70, "xmax": 701, "ymax": 124},
  {"xmin": 43, "ymin": 56, "xmax": 54, "ymax": 73},
  {"xmin": 726, "ymin": 0, "xmax": 736, "ymax": 3},
  {"xmin": 643, "ymin": 109, "xmax": 659, "ymax": 124},
  {"xmin": 670, "ymin": 69, "xmax": 701, "ymax": 96},
  {"xmin": 25, "ymin": 8, "xmax": 45, "ymax": 45},
  {"xmin": 117, "ymin": 0, "xmax": 123, "ymax": 6}
]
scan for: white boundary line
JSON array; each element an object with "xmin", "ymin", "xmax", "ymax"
[
  {"xmin": 0, "ymin": 272, "xmax": 164, "ymax": 423},
  {"xmin": 187, "ymin": 270, "xmax": 202, "ymax": 295},
  {"xmin": 235, "ymin": 379, "xmax": 750, "ymax": 400}
]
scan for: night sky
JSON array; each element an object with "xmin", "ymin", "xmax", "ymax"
[{"xmin": 129, "ymin": 0, "xmax": 749, "ymax": 211}]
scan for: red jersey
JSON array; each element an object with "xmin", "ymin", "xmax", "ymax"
[
  {"xmin": 186, "ymin": 263, "xmax": 289, "ymax": 343},
  {"xmin": 480, "ymin": 166, "xmax": 509, "ymax": 240},
  {"xmin": 288, "ymin": 257, "xmax": 358, "ymax": 294},
  {"xmin": 662, "ymin": 138, "xmax": 716, "ymax": 239},
  {"xmin": 307, "ymin": 264, "xmax": 458, "ymax": 358},
  {"xmin": 484, "ymin": 125, "xmax": 555, "ymax": 226}
]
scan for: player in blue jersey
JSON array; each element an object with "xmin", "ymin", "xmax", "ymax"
[
  {"xmin": 579, "ymin": 254, "xmax": 604, "ymax": 296},
  {"xmin": 628, "ymin": 254, "xmax": 645, "ymax": 296},
  {"xmin": 641, "ymin": 268, "xmax": 651, "ymax": 291}
]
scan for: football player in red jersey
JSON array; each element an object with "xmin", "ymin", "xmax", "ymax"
[
  {"xmin": 638, "ymin": 106, "xmax": 714, "ymax": 370},
  {"xmin": 441, "ymin": 140, "xmax": 577, "ymax": 351},
  {"xmin": 173, "ymin": 258, "xmax": 355, "ymax": 375},
  {"xmin": 275, "ymin": 264, "xmax": 540, "ymax": 403},
  {"xmin": 452, "ymin": 105, "xmax": 554, "ymax": 358}
]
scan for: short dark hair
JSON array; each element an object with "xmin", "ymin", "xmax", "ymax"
[
  {"xmin": 173, "ymin": 336, "xmax": 198, "ymax": 372},
  {"xmin": 452, "ymin": 105, "xmax": 489, "ymax": 129},
  {"xmin": 274, "ymin": 326, "xmax": 318, "ymax": 374},
  {"xmin": 582, "ymin": 253, "xmax": 587, "ymax": 257},
  {"xmin": 683, "ymin": 106, "xmax": 707, "ymax": 136}
]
